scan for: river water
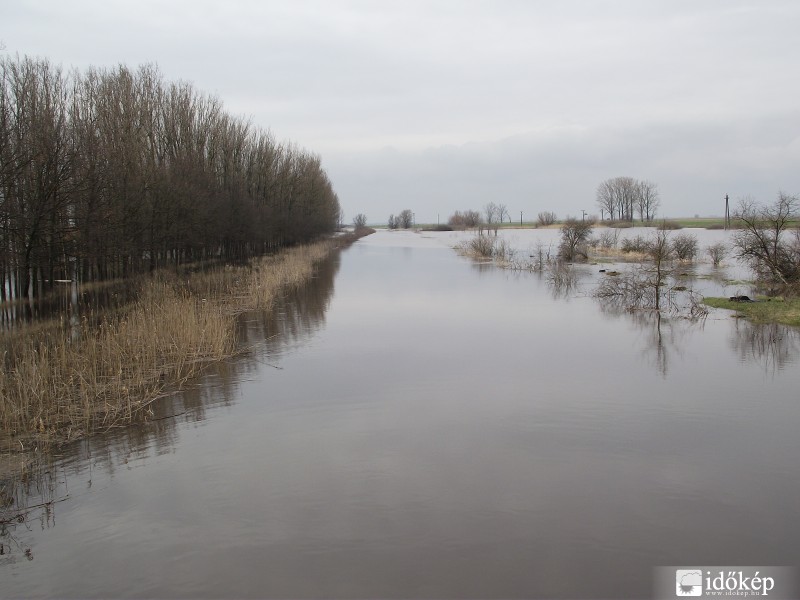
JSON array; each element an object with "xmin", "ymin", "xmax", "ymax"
[{"xmin": 2, "ymin": 229, "xmax": 799, "ymax": 598}]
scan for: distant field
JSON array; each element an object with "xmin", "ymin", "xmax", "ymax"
[{"xmin": 384, "ymin": 217, "xmax": 799, "ymax": 231}]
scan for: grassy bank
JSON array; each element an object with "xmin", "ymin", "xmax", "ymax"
[
  {"xmin": 703, "ymin": 296, "xmax": 800, "ymax": 327},
  {"xmin": 0, "ymin": 231, "xmax": 370, "ymax": 455}
]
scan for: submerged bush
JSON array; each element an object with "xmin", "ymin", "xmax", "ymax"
[
  {"xmin": 733, "ymin": 193, "xmax": 800, "ymax": 284},
  {"xmin": 621, "ymin": 235, "xmax": 650, "ymax": 254},
  {"xmin": 458, "ymin": 233, "xmax": 514, "ymax": 263},
  {"xmin": 706, "ymin": 242, "xmax": 728, "ymax": 266},
  {"xmin": 558, "ymin": 218, "xmax": 593, "ymax": 261},
  {"xmin": 671, "ymin": 233, "xmax": 698, "ymax": 260},
  {"xmin": 594, "ymin": 229, "xmax": 620, "ymax": 250},
  {"xmin": 448, "ymin": 210, "xmax": 482, "ymax": 229}
]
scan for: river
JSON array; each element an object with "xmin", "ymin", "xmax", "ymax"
[{"xmin": 2, "ymin": 229, "xmax": 799, "ymax": 598}]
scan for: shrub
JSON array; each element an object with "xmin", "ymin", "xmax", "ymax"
[
  {"xmin": 558, "ymin": 218, "xmax": 593, "ymax": 261},
  {"xmin": 594, "ymin": 229, "xmax": 620, "ymax": 250},
  {"xmin": 537, "ymin": 211, "xmax": 558, "ymax": 226},
  {"xmin": 460, "ymin": 233, "xmax": 512, "ymax": 261},
  {"xmin": 607, "ymin": 220, "xmax": 634, "ymax": 228},
  {"xmin": 658, "ymin": 220, "xmax": 683, "ymax": 230},
  {"xmin": 706, "ymin": 242, "xmax": 727, "ymax": 266},
  {"xmin": 671, "ymin": 233, "xmax": 698, "ymax": 260},
  {"xmin": 448, "ymin": 210, "xmax": 481, "ymax": 229},
  {"xmin": 621, "ymin": 235, "xmax": 650, "ymax": 254}
]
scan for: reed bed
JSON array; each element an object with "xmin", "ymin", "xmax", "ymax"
[{"xmin": 0, "ymin": 238, "xmax": 341, "ymax": 451}]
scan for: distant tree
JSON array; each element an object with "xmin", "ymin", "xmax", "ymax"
[
  {"xmin": 353, "ymin": 213, "xmax": 367, "ymax": 229},
  {"xmin": 558, "ymin": 217, "xmax": 593, "ymax": 261},
  {"xmin": 596, "ymin": 176, "xmax": 650, "ymax": 221},
  {"xmin": 537, "ymin": 211, "xmax": 557, "ymax": 226},
  {"xmin": 482, "ymin": 202, "xmax": 500, "ymax": 234},
  {"xmin": 449, "ymin": 209, "xmax": 482, "ymax": 229},
  {"xmin": 387, "ymin": 214, "xmax": 397, "ymax": 229},
  {"xmin": 733, "ymin": 193, "xmax": 799, "ymax": 284},
  {"xmin": 596, "ymin": 180, "xmax": 616, "ymax": 221},
  {"xmin": 636, "ymin": 180, "xmax": 660, "ymax": 222},
  {"xmin": 497, "ymin": 203, "xmax": 510, "ymax": 224},
  {"xmin": 447, "ymin": 210, "xmax": 481, "ymax": 229},
  {"xmin": 463, "ymin": 209, "xmax": 481, "ymax": 227},
  {"xmin": 397, "ymin": 209, "xmax": 413, "ymax": 229},
  {"xmin": 484, "ymin": 202, "xmax": 498, "ymax": 226}
]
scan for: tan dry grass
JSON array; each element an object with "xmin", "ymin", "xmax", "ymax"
[{"xmin": 0, "ymin": 239, "xmax": 340, "ymax": 449}]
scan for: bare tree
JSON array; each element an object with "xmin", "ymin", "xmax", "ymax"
[
  {"xmin": 397, "ymin": 209, "xmax": 413, "ymax": 229},
  {"xmin": 484, "ymin": 202, "xmax": 499, "ymax": 233},
  {"xmin": 596, "ymin": 180, "xmax": 614, "ymax": 221},
  {"xmin": 497, "ymin": 203, "xmax": 510, "ymax": 224},
  {"xmin": 0, "ymin": 54, "xmax": 343, "ymax": 303},
  {"xmin": 558, "ymin": 217, "xmax": 593, "ymax": 260},
  {"xmin": 537, "ymin": 211, "xmax": 557, "ymax": 226},
  {"xmin": 595, "ymin": 229, "xmax": 674, "ymax": 311},
  {"xmin": 648, "ymin": 229, "xmax": 672, "ymax": 310},
  {"xmin": 706, "ymin": 242, "xmax": 727, "ymax": 266},
  {"xmin": 448, "ymin": 210, "xmax": 481, "ymax": 229},
  {"xmin": 636, "ymin": 180, "xmax": 660, "ymax": 222},
  {"xmin": 596, "ymin": 176, "xmax": 657, "ymax": 222},
  {"xmin": 671, "ymin": 233, "xmax": 698, "ymax": 261},
  {"xmin": 352, "ymin": 213, "xmax": 367, "ymax": 229},
  {"xmin": 463, "ymin": 210, "xmax": 481, "ymax": 227},
  {"xmin": 733, "ymin": 193, "xmax": 799, "ymax": 284}
]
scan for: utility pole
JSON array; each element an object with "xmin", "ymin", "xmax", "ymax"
[
  {"xmin": 581, "ymin": 210, "xmax": 587, "ymax": 222},
  {"xmin": 724, "ymin": 194, "xmax": 730, "ymax": 230},
  {"xmin": 520, "ymin": 211, "xmax": 523, "ymax": 227}
]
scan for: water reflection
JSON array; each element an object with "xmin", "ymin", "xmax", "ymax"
[
  {"xmin": 597, "ymin": 303, "xmax": 701, "ymax": 377},
  {"xmin": 237, "ymin": 251, "xmax": 340, "ymax": 360},
  {"xmin": 0, "ymin": 252, "xmax": 339, "ymax": 565},
  {"xmin": 729, "ymin": 319, "xmax": 800, "ymax": 374},
  {"xmin": 0, "ymin": 278, "xmax": 134, "ymax": 331},
  {"xmin": 2, "ymin": 232, "xmax": 799, "ymax": 599}
]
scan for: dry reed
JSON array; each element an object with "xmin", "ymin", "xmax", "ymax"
[{"xmin": 0, "ymin": 238, "xmax": 341, "ymax": 450}]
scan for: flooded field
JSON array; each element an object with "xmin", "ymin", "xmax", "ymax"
[{"xmin": 2, "ymin": 229, "xmax": 799, "ymax": 598}]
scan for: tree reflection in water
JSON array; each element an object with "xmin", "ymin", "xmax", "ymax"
[
  {"xmin": 729, "ymin": 319, "xmax": 800, "ymax": 375},
  {"xmin": 0, "ymin": 251, "xmax": 340, "ymax": 563}
]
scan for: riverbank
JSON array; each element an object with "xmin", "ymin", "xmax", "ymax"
[
  {"xmin": 0, "ymin": 230, "xmax": 372, "ymax": 462},
  {"xmin": 703, "ymin": 295, "xmax": 800, "ymax": 327}
]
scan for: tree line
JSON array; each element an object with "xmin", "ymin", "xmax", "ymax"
[
  {"xmin": 596, "ymin": 176, "xmax": 660, "ymax": 222},
  {"xmin": 0, "ymin": 55, "xmax": 341, "ymax": 303},
  {"xmin": 388, "ymin": 209, "xmax": 413, "ymax": 229}
]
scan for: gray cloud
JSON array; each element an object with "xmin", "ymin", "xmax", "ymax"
[{"xmin": 3, "ymin": 0, "xmax": 799, "ymax": 223}]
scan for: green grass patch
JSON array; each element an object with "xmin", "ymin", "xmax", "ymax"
[
  {"xmin": 667, "ymin": 217, "xmax": 800, "ymax": 229},
  {"xmin": 703, "ymin": 296, "xmax": 800, "ymax": 327}
]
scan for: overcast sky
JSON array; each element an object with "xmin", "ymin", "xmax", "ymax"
[{"xmin": 3, "ymin": 0, "xmax": 799, "ymax": 223}]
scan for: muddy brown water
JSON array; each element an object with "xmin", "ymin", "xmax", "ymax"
[{"xmin": 2, "ymin": 230, "xmax": 799, "ymax": 598}]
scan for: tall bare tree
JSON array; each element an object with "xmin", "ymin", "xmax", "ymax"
[
  {"xmin": 636, "ymin": 180, "xmax": 660, "ymax": 222},
  {"xmin": 733, "ymin": 193, "xmax": 799, "ymax": 284},
  {"xmin": 0, "ymin": 54, "xmax": 343, "ymax": 306},
  {"xmin": 596, "ymin": 176, "xmax": 655, "ymax": 222}
]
